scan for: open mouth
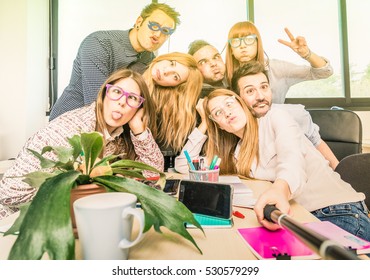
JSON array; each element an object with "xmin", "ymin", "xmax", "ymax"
[{"xmin": 112, "ymin": 111, "xmax": 123, "ymax": 120}]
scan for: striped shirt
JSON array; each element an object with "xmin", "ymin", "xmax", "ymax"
[
  {"xmin": 0, "ymin": 103, "xmax": 164, "ymax": 219},
  {"xmin": 49, "ymin": 29, "xmax": 154, "ymax": 120}
]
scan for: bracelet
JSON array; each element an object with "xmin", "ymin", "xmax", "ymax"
[
  {"xmin": 133, "ymin": 131, "xmax": 144, "ymax": 137},
  {"xmin": 302, "ymin": 48, "xmax": 312, "ymax": 60}
]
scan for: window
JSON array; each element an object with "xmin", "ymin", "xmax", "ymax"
[
  {"xmin": 157, "ymin": 0, "xmax": 247, "ymax": 57},
  {"xmin": 252, "ymin": 0, "xmax": 370, "ymax": 109},
  {"xmin": 254, "ymin": 0, "xmax": 342, "ymax": 99},
  {"xmin": 347, "ymin": 0, "xmax": 370, "ymax": 98}
]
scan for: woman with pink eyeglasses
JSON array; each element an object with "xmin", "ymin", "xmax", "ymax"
[{"xmin": 0, "ymin": 69, "xmax": 163, "ymax": 220}]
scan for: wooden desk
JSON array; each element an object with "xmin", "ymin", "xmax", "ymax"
[{"xmin": 0, "ymin": 178, "xmax": 319, "ymax": 260}]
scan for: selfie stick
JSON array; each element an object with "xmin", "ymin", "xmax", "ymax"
[{"xmin": 263, "ymin": 204, "xmax": 360, "ymax": 260}]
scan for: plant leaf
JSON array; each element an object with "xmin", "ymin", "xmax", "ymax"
[
  {"xmin": 21, "ymin": 171, "xmax": 57, "ymax": 189},
  {"xmin": 67, "ymin": 134, "xmax": 83, "ymax": 160},
  {"xmin": 80, "ymin": 132, "xmax": 103, "ymax": 175},
  {"xmin": 8, "ymin": 171, "xmax": 80, "ymax": 260},
  {"xmin": 43, "ymin": 146, "xmax": 74, "ymax": 164},
  {"xmin": 110, "ymin": 159, "xmax": 166, "ymax": 189},
  {"xmin": 94, "ymin": 154, "xmax": 118, "ymax": 167},
  {"xmin": 3, "ymin": 203, "xmax": 31, "ymax": 236},
  {"xmin": 27, "ymin": 148, "xmax": 58, "ymax": 169},
  {"xmin": 93, "ymin": 175, "xmax": 204, "ymax": 254},
  {"xmin": 111, "ymin": 168, "xmax": 147, "ymax": 179}
]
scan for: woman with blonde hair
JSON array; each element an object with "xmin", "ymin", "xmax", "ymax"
[
  {"xmin": 0, "ymin": 69, "xmax": 164, "ymax": 219},
  {"xmin": 201, "ymin": 88, "xmax": 370, "ymax": 241},
  {"xmin": 225, "ymin": 21, "xmax": 333, "ymax": 103},
  {"xmin": 143, "ymin": 52, "xmax": 203, "ymax": 155}
]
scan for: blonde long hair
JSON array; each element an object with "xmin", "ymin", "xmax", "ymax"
[
  {"xmin": 225, "ymin": 21, "xmax": 265, "ymax": 86},
  {"xmin": 95, "ymin": 69, "xmax": 155, "ymax": 159},
  {"xmin": 203, "ymin": 89, "xmax": 259, "ymax": 178},
  {"xmin": 143, "ymin": 52, "xmax": 203, "ymax": 153}
]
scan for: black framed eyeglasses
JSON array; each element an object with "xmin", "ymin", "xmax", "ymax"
[
  {"xmin": 105, "ymin": 84, "xmax": 145, "ymax": 108},
  {"xmin": 228, "ymin": 34, "xmax": 257, "ymax": 48},
  {"xmin": 147, "ymin": 21, "xmax": 175, "ymax": 35}
]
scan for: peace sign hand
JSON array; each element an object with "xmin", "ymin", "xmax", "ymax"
[{"xmin": 278, "ymin": 27, "xmax": 310, "ymax": 59}]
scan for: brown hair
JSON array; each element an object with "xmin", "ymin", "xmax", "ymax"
[
  {"xmin": 231, "ymin": 61, "xmax": 269, "ymax": 94},
  {"xmin": 203, "ymin": 88, "xmax": 259, "ymax": 178},
  {"xmin": 225, "ymin": 21, "xmax": 265, "ymax": 86},
  {"xmin": 143, "ymin": 52, "xmax": 203, "ymax": 153},
  {"xmin": 95, "ymin": 69, "xmax": 155, "ymax": 159}
]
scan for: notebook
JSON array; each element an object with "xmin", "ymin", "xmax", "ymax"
[
  {"xmin": 304, "ymin": 221, "xmax": 370, "ymax": 255},
  {"xmin": 218, "ymin": 176, "xmax": 256, "ymax": 208},
  {"xmin": 186, "ymin": 213, "xmax": 233, "ymax": 228},
  {"xmin": 237, "ymin": 226, "xmax": 319, "ymax": 259}
]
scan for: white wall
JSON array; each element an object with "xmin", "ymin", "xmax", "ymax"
[
  {"xmin": 58, "ymin": 0, "xmax": 146, "ymax": 97},
  {"xmin": 0, "ymin": 0, "xmax": 49, "ymax": 160},
  {"xmin": 0, "ymin": 0, "xmax": 369, "ymax": 161}
]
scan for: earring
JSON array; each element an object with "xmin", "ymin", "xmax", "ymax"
[{"xmin": 136, "ymin": 25, "xmax": 139, "ymax": 30}]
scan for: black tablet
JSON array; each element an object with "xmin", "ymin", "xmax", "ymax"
[{"xmin": 178, "ymin": 180, "xmax": 233, "ymax": 219}]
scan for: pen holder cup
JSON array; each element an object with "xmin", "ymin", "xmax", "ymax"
[{"xmin": 189, "ymin": 168, "xmax": 220, "ymax": 182}]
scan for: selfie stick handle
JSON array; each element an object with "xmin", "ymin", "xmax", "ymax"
[{"xmin": 263, "ymin": 204, "xmax": 359, "ymax": 260}]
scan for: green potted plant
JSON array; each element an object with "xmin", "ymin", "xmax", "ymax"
[{"xmin": 4, "ymin": 132, "xmax": 203, "ymax": 259}]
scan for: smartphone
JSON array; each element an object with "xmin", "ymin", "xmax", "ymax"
[
  {"xmin": 163, "ymin": 179, "xmax": 181, "ymax": 195},
  {"xmin": 178, "ymin": 180, "xmax": 233, "ymax": 219}
]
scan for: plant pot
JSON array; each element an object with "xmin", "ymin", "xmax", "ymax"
[{"xmin": 70, "ymin": 184, "xmax": 106, "ymax": 238}]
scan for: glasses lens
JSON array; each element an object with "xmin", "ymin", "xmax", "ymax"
[
  {"xmin": 243, "ymin": 35, "xmax": 256, "ymax": 45},
  {"xmin": 127, "ymin": 94, "xmax": 143, "ymax": 108},
  {"xmin": 161, "ymin": 27, "xmax": 171, "ymax": 35},
  {"xmin": 148, "ymin": 21, "xmax": 160, "ymax": 31},
  {"xmin": 106, "ymin": 85, "xmax": 122, "ymax": 101},
  {"xmin": 229, "ymin": 38, "xmax": 241, "ymax": 48},
  {"xmin": 211, "ymin": 109, "xmax": 223, "ymax": 120}
]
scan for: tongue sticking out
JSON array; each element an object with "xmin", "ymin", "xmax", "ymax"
[{"xmin": 112, "ymin": 111, "xmax": 122, "ymax": 120}]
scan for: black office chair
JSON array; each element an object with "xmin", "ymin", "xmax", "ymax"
[
  {"xmin": 308, "ymin": 109, "xmax": 362, "ymax": 161},
  {"xmin": 334, "ymin": 153, "xmax": 370, "ymax": 209}
]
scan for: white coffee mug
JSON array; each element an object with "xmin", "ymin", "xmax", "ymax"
[{"xmin": 73, "ymin": 192, "xmax": 145, "ymax": 260}]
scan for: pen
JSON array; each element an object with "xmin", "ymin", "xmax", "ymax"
[
  {"xmin": 233, "ymin": 211, "xmax": 245, "ymax": 219},
  {"xmin": 214, "ymin": 158, "xmax": 222, "ymax": 170},
  {"xmin": 184, "ymin": 150, "xmax": 196, "ymax": 170},
  {"xmin": 199, "ymin": 158, "xmax": 205, "ymax": 170},
  {"xmin": 209, "ymin": 155, "xmax": 218, "ymax": 170},
  {"xmin": 192, "ymin": 159, "xmax": 200, "ymax": 170}
]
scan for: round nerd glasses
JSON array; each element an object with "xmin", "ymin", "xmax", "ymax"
[{"xmin": 228, "ymin": 34, "xmax": 257, "ymax": 48}]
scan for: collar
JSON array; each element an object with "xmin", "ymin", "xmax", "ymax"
[{"xmin": 103, "ymin": 127, "xmax": 124, "ymax": 142}]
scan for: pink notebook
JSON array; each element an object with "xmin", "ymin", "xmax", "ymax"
[
  {"xmin": 237, "ymin": 226, "xmax": 319, "ymax": 260},
  {"xmin": 305, "ymin": 221, "xmax": 370, "ymax": 254}
]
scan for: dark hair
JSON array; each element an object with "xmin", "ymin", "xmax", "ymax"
[
  {"xmin": 140, "ymin": 2, "xmax": 181, "ymax": 28},
  {"xmin": 188, "ymin": 40, "xmax": 211, "ymax": 55},
  {"xmin": 231, "ymin": 61, "xmax": 269, "ymax": 94}
]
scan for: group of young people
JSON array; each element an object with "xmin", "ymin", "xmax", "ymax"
[{"xmin": 1, "ymin": 2, "xmax": 369, "ymax": 241}]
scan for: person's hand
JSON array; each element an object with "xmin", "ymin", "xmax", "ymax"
[
  {"xmin": 254, "ymin": 180, "xmax": 291, "ymax": 230},
  {"xmin": 196, "ymin": 98, "xmax": 206, "ymax": 121},
  {"xmin": 129, "ymin": 108, "xmax": 145, "ymax": 136},
  {"xmin": 278, "ymin": 27, "xmax": 311, "ymax": 59}
]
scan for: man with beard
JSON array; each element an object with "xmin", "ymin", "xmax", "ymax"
[
  {"xmin": 174, "ymin": 60, "xmax": 339, "ymax": 173},
  {"xmin": 231, "ymin": 61, "xmax": 339, "ymax": 169},
  {"xmin": 188, "ymin": 40, "xmax": 228, "ymax": 98}
]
